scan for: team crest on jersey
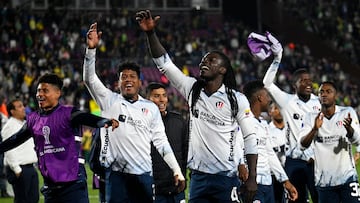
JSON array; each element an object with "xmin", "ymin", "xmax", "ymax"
[
  {"xmin": 142, "ymin": 108, "xmax": 149, "ymax": 115},
  {"xmin": 215, "ymin": 101, "xmax": 224, "ymax": 109},
  {"xmin": 336, "ymin": 120, "xmax": 343, "ymax": 127}
]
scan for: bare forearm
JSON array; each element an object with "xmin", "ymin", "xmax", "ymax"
[
  {"xmin": 245, "ymin": 154, "xmax": 257, "ymax": 179},
  {"xmin": 301, "ymin": 128, "xmax": 317, "ymax": 148},
  {"xmin": 146, "ymin": 30, "xmax": 166, "ymax": 58}
]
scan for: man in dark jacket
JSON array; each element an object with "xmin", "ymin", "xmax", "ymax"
[{"xmin": 146, "ymin": 82, "xmax": 189, "ymax": 203}]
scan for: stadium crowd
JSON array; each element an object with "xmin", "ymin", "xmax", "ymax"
[
  {"xmin": 283, "ymin": 0, "xmax": 360, "ymax": 66},
  {"xmin": 0, "ymin": 4, "xmax": 359, "ymax": 118}
]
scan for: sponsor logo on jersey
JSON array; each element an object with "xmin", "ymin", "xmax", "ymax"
[
  {"xmin": 215, "ymin": 101, "xmax": 224, "ymax": 109},
  {"xmin": 293, "ymin": 113, "xmax": 300, "ymax": 120},
  {"xmin": 118, "ymin": 114, "xmax": 126, "ymax": 122}
]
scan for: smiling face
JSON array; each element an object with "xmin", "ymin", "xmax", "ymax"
[
  {"xmin": 198, "ymin": 52, "xmax": 226, "ymax": 81},
  {"xmin": 119, "ymin": 69, "xmax": 141, "ymax": 101},
  {"xmin": 294, "ymin": 73, "xmax": 313, "ymax": 100},
  {"xmin": 36, "ymin": 83, "xmax": 61, "ymax": 111},
  {"xmin": 148, "ymin": 87, "xmax": 168, "ymax": 116}
]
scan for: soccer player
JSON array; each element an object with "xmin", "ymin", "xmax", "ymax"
[
  {"xmin": 83, "ymin": 23, "xmax": 186, "ymax": 203},
  {"xmin": 0, "ymin": 73, "xmax": 119, "ymax": 203},
  {"xmin": 268, "ymin": 102, "xmax": 288, "ymax": 203},
  {"xmin": 136, "ymin": 10, "xmax": 258, "ymax": 203},
  {"xmin": 262, "ymin": 32, "xmax": 320, "ymax": 203},
  {"xmin": 243, "ymin": 80, "xmax": 298, "ymax": 203},
  {"xmin": 300, "ymin": 81, "xmax": 360, "ymax": 203},
  {"xmin": 146, "ymin": 82, "xmax": 189, "ymax": 203},
  {"xmin": 1, "ymin": 99, "xmax": 39, "ymax": 203}
]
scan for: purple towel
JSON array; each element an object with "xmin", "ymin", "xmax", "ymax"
[{"xmin": 247, "ymin": 32, "xmax": 272, "ymax": 61}]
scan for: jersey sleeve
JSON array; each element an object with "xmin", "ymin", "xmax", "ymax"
[
  {"xmin": 83, "ymin": 48, "xmax": 115, "ymax": 110},
  {"xmin": 263, "ymin": 60, "xmax": 291, "ymax": 108},
  {"xmin": 150, "ymin": 106, "xmax": 174, "ymax": 156},
  {"xmin": 236, "ymin": 94, "xmax": 258, "ymax": 155},
  {"xmin": 153, "ymin": 53, "xmax": 196, "ymax": 100},
  {"xmin": 267, "ymin": 137, "xmax": 288, "ymax": 183},
  {"xmin": 1, "ymin": 121, "xmax": 22, "ymax": 173}
]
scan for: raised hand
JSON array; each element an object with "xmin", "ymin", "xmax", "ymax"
[
  {"xmin": 314, "ymin": 112, "xmax": 324, "ymax": 130},
  {"xmin": 265, "ymin": 31, "xmax": 283, "ymax": 61},
  {"xmin": 87, "ymin": 22, "xmax": 102, "ymax": 49},
  {"xmin": 135, "ymin": 10, "xmax": 160, "ymax": 32},
  {"xmin": 344, "ymin": 112, "xmax": 354, "ymax": 138}
]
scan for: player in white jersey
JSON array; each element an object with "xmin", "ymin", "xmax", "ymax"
[
  {"xmin": 262, "ymin": 32, "xmax": 320, "ymax": 203},
  {"xmin": 268, "ymin": 102, "xmax": 287, "ymax": 166},
  {"xmin": 243, "ymin": 80, "xmax": 298, "ymax": 203},
  {"xmin": 268, "ymin": 102, "xmax": 288, "ymax": 203},
  {"xmin": 300, "ymin": 81, "xmax": 360, "ymax": 203},
  {"xmin": 83, "ymin": 22, "xmax": 185, "ymax": 203},
  {"xmin": 136, "ymin": 10, "xmax": 258, "ymax": 203}
]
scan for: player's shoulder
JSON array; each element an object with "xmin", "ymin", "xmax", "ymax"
[
  {"xmin": 141, "ymin": 98, "xmax": 159, "ymax": 109},
  {"xmin": 337, "ymin": 105, "xmax": 354, "ymax": 112},
  {"xmin": 310, "ymin": 93, "xmax": 320, "ymax": 100},
  {"xmin": 232, "ymin": 89, "xmax": 248, "ymax": 100}
]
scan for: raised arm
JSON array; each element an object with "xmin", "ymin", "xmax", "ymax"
[
  {"xmin": 136, "ymin": 10, "xmax": 196, "ymax": 99},
  {"xmin": 136, "ymin": 10, "xmax": 166, "ymax": 58},
  {"xmin": 262, "ymin": 32, "xmax": 283, "ymax": 87},
  {"xmin": 83, "ymin": 22, "xmax": 113, "ymax": 110},
  {"xmin": 261, "ymin": 32, "xmax": 290, "ymax": 108}
]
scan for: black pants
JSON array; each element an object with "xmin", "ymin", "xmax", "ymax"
[
  {"xmin": 6, "ymin": 164, "xmax": 39, "ymax": 203},
  {"xmin": 285, "ymin": 157, "xmax": 318, "ymax": 203},
  {"xmin": 41, "ymin": 164, "xmax": 89, "ymax": 203}
]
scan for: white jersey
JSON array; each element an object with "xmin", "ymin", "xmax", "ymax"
[
  {"xmin": 299, "ymin": 106, "xmax": 360, "ymax": 187},
  {"xmin": 255, "ymin": 117, "xmax": 288, "ymax": 185},
  {"xmin": 84, "ymin": 49, "xmax": 175, "ymax": 175},
  {"xmin": 1, "ymin": 117, "xmax": 37, "ymax": 174},
  {"xmin": 263, "ymin": 61, "xmax": 321, "ymax": 161},
  {"xmin": 268, "ymin": 121, "xmax": 287, "ymax": 166},
  {"xmin": 153, "ymin": 53, "xmax": 258, "ymax": 176}
]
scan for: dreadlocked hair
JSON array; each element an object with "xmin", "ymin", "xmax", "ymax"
[{"xmin": 190, "ymin": 50, "xmax": 239, "ymax": 119}]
